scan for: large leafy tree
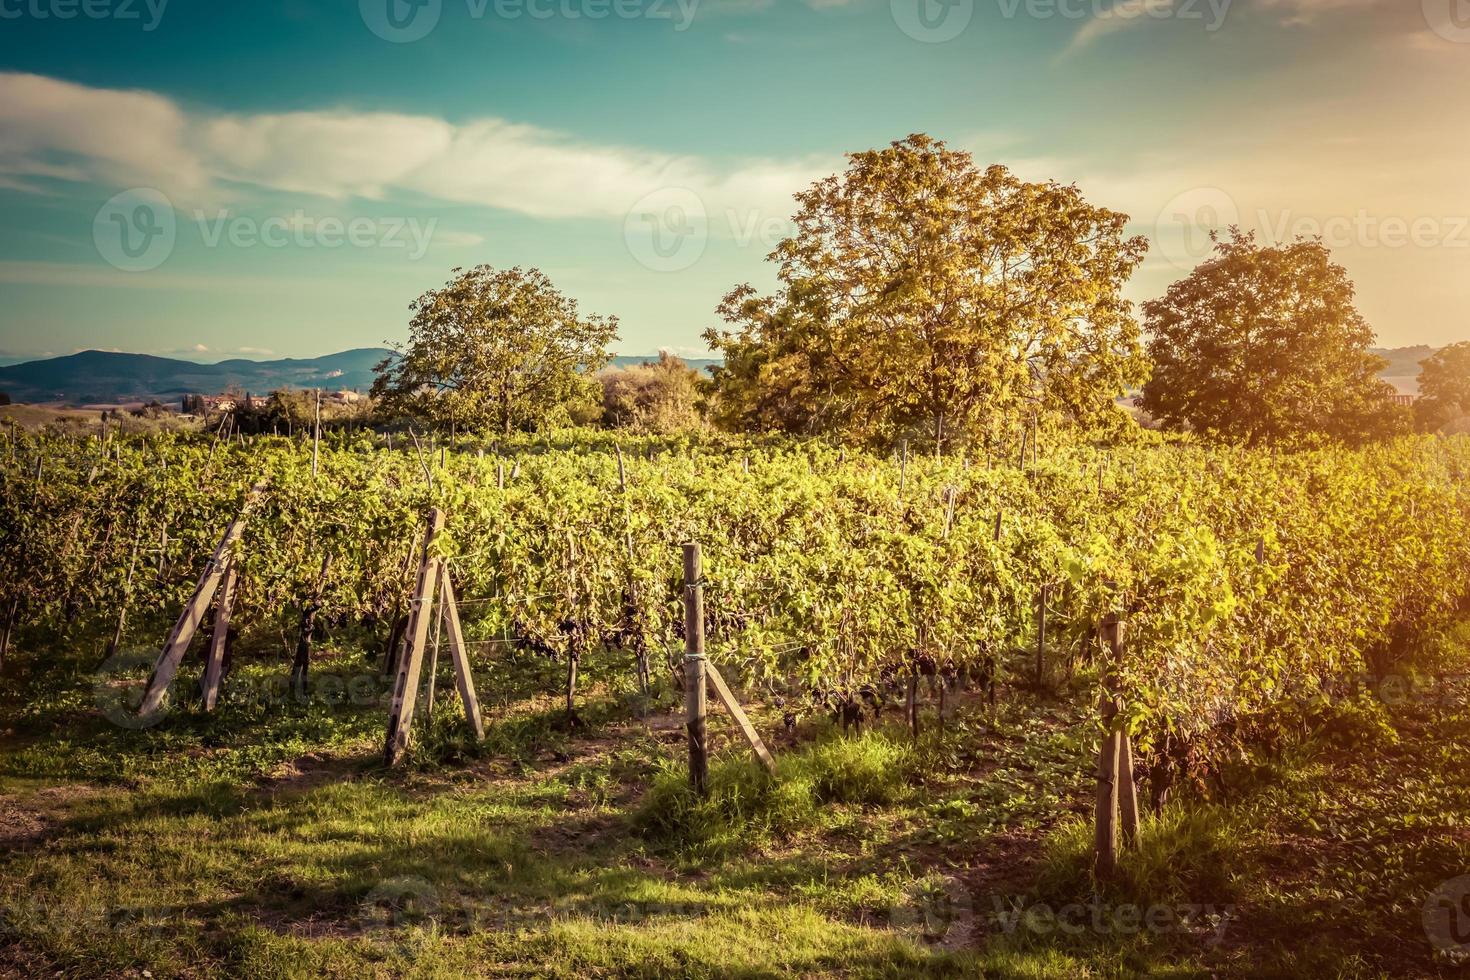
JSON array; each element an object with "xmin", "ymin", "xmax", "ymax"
[
  {"xmin": 1139, "ymin": 229, "xmax": 1403, "ymax": 445},
  {"xmin": 1414, "ymin": 341, "xmax": 1470, "ymax": 432},
  {"xmin": 703, "ymin": 134, "xmax": 1149, "ymax": 452},
  {"xmin": 372, "ymin": 265, "xmax": 618, "ymax": 435}
]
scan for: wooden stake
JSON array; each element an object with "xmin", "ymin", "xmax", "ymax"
[
  {"xmin": 139, "ymin": 482, "xmax": 266, "ymax": 717},
  {"xmin": 290, "ymin": 554, "xmax": 333, "ymax": 696},
  {"xmin": 384, "ymin": 508, "xmax": 446, "ymax": 766},
  {"xmin": 312, "ymin": 389, "xmax": 321, "ymax": 478},
  {"xmin": 438, "ymin": 561, "xmax": 484, "ymax": 740},
  {"xmin": 684, "ymin": 543, "xmax": 709, "ymax": 795},
  {"xmin": 706, "ymin": 662, "xmax": 775, "ymax": 773},
  {"xmin": 201, "ymin": 559, "xmax": 238, "ymax": 711},
  {"xmin": 0, "ymin": 598, "xmax": 17, "ymax": 671},
  {"xmin": 1102, "ymin": 615, "xmax": 1140, "ymax": 848},
  {"xmin": 1093, "ymin": 683, "xmax": 1121, "ymax": 882},
  {"xmin": 1094, "ymin": 611, "xmax": 1130, "ymax": 880},
  {"xmin": 424, "ymin": 575, "xmax": 445, "ymax": 719}
]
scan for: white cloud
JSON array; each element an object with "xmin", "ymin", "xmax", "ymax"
[
  {"xmin": 1066, "ymin": 0, "xmax": 1394, "ymax": 51},
  {"xmin": 1066, "ymin": 0, "xmax": 1176, "ymax": 52},
  {"xmin": 0, "ymin": 72, "xmax": 832, "ymax": 228}
]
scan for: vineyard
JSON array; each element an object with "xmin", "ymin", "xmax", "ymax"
[{"xmin": 2, "ymin": 426, "xmax": 1470, "ymax": 977}]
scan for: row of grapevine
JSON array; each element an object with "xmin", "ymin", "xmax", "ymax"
[{"xmin": 3, "ymin": 428, "xmax": 1468, "ymax": 779}]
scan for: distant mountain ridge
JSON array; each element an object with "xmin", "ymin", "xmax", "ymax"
[{"xmin": 0, "ymin": 349, "xmax": 724, "ymax": 406}]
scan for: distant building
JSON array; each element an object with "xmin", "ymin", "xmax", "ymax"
[{"xmin": 1389, "ymin": 393, "xmax": 1417, "ymax": 408}]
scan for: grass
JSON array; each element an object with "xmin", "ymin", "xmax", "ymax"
[{"xmin": 2, "ymin": 629, "xmax": 1468, "ymax": 978}]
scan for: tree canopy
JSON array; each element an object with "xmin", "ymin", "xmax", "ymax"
[
  {"xmin": 371, "ymin": 265, "xmax": 617, "ymax": 435},
  {"xmin": 599, "ymin": 352, "xmax": 705, "ymax": 434},
  {"xmin": 703, "ymin": 134, "xmax": 1149, "ymax": 452},
  {"xmin": 1139, "ymin": 229, "xmax": 1403, "ymax": 445},
  {"xmin": 1414, "ymin": 341, "xmax": 1470, "ymax": 432}
]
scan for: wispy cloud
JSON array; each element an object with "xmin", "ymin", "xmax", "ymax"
[
  {"xmin": 0, "ymin": 73, "xmax": 833, "ymax": 226},
  {"xmin": 1065, "ymin": 0, "xmax": 1395, "ymax": 52}
]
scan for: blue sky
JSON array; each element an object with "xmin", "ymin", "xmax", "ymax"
[{"xmin": 0, "ymin": 0, "xmax": 1466, "ymax": 363}]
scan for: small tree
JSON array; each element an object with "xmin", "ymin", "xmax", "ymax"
[
  {"xmin": 1140, "ymin": 229, "xmax": 1404, "ymax": 445},
  {"xmin": 267, "ymin": 388, "xmax": 317, "ymax": 434},
  {"xmin": 1414, "ymin": 342, "xmax": 1470, "ymax": 433},
  {"xmin": 372, "ymin": 265, "xmax": 617, "ymax": 436},
  {"xmin": 704, "ymin": 134, "xmax": 1149, "ymax": 452},
  {"xmin": 599, "ymin": 352, "xmax": 705, "ymax": 433}
]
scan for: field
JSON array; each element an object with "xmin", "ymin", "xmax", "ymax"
[{"xmin": 2, "ymin": 428, "xmax": 1469, "ymax": 978}]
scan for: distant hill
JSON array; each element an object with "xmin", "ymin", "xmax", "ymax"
[
  {"xmin": 1372, "ymin": 346, "xmax": 1436, "ymax": 397},
  {"xmin": 0, "ymin": 349, "xmax": 391, "ymax": 406},
  {"xmin": 0, "ymin": 349, "xmax": 722, "ymax": 406}
]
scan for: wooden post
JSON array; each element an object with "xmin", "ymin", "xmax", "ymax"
[
  {"xmin": 0, "ymin": 598, "xmax": 17, "ymax": 671},
  {"xmin": 1101, "ymin": 614, "xmax": 1140, "ymax": 848},
  {"xmin": 384, "ymin": 508, "xmax": 446, "ymax": 766},
  {"xmin": 707, "ymin": 662, "xmax": 775, "ymax": 773},
  {"xmin": 942, "ymin": 487, "xmax": 956, "ymax": 539},
  {"xmin": 898, "ymin": 440, "xmax": 908, "ymax": 496},
  {"xmin": 1094, "ymin": 611, "xmax": 1136, "ymax": 879},
  {"xmin": 312, "ymin": 389, "xmax": 321, "ymax": 479},
  {"xmin": 1093, "ymin": 677, "xmax": 1121, "ymax": 881},
  {"xmin": 290, "ymin": 554, "xmax": 333, "ymax": 696},
  {"xmin": 684, "ymin": 543, "xmax": 709, "ymax": 795},
  {"xmin": 138, "ymin": 482, "xmax": 265, "ymax": 718},
  {"xmin": 1255, "ymin": 536, "xmax": 1265, "ymax": 564},
  {"xmin": 993, "ymin": 510, "xmax": 1003, "ymax": 543},
  {"xmin": 201, "ymin": 560, "xmax": 238, "ymax": 711},
  {"xmin": 1035, "ymin": 583, "xmax": 1048, "ymax": 685},
  {"xmin": 907, "ymin": 671, "xmax": 920, "ymax": 738},
  {"xmin": 424, "ymin": 579, "xmax": 445, "ymax": 719},
  {"xmin": 438, "ymin": 562, "xmax": 484, "ymax": 740}
]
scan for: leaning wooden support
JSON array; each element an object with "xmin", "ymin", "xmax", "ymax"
[
  {"xmin": 706, "ymin": 662, "xmax": 776, "ymax": 774},
  {"xmin": 200, "ymin": 559, "xmax": 239, "ymax": 711},
  {"xmin": 138, "ymin": 481, "xmax": 266, "ymax": 718},
  {"xmin": 384, "ymin": 508, "xmax": 446, "ymax": 766},
  {"xmin": 438, "ymin": 561, "xmax": 485, "ymax": 741}
]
